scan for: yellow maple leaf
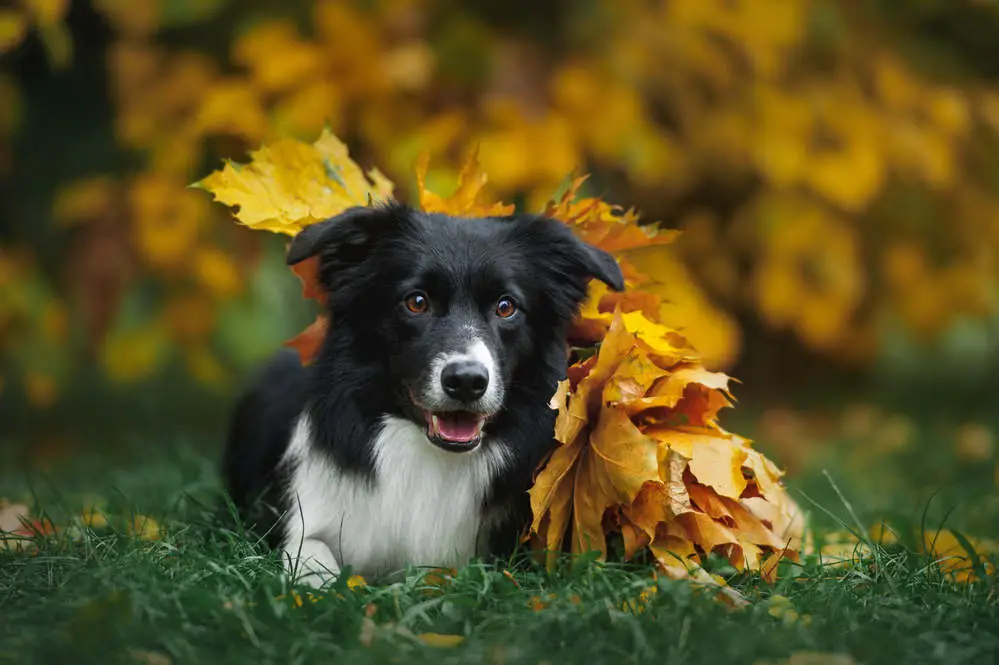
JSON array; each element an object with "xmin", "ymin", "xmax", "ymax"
[
  {"xmin": 416, "ymin": 633, "xmax": 465, "ymax": 648},
  {"xmin": 194, "ymin": 128, "xmax": 395, "ymax": 236}
]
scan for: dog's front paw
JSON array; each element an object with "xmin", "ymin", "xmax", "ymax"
[{"xmin": 285, "ymin": 537, "xmax": 341, "ymax": 588}]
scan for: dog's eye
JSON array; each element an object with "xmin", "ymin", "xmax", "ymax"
[
  {"xmin": 404, "ymin": 291, "xmax": 429, "ymax": 314},
  {"xmin": 495, "ymin": 296, "xmax": 517, "ymax": 319}
]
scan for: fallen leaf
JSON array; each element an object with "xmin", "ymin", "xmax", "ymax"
[
  {"xmin": 767, "ymin": 595, "xmax": 812, "ymax": 626},
  {"xmin": 128, "ymin": 649, "xmax": 172, "ymax": 665},
  {"xmin": 0, "ymin": 502, "xmax": 37, "ymax": 552},
  {"xmin": 359, "ymin": 617, "xmax": 378, "ymax": 647},
  {"xmin": 756, "ymin": 652, "xmax": 858, "ymax": 665},
  {"xmin": 128, "ymin": 514, "xmax": 161, "ymax": 541},
  {"xmin": 80, "ymin": 507, "xmax": 109, "ymax": 529},
  {"xmin": 528, "ymin": 594, "xmax": 557, "ymax": 611},
  {"xmin": 621, "ymin": 584, "xmax": 658, "ymax": 614},
  {"xmin": 416, "ymin": 633, "xmax": 466, "ymax": 648},
  {"xmin": 0, "ymin": 502, "xmax": 30, "ymax": 532}
]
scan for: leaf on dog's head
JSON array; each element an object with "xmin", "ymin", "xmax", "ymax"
[
  {"xmin": 197, "ymin": 129, "xmax": 398, "ymax": 365},
  {"xmin": 415, "ymin": 148, "xmax": 515, "ymax": 218},
  {"xmin": 542, "ymin": 175, "xmax": 678, "ymax": 253},
  {"xmin": 194, "ymin": 128, "xmax": 395, "ymax": 235}
]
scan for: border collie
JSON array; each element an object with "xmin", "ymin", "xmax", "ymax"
[{"xmin": 221, "ymin": 203, "xmax": 624, "ymax": 587}]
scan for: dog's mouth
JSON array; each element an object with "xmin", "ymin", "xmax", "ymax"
[{"xmin": 422, "ymin": 410, "xmax": 486, "ymax": 452}]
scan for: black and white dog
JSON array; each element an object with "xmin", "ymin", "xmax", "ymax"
[{"xmin": 222, "ymin": 203, "xmax": 624, "ymax": 586}]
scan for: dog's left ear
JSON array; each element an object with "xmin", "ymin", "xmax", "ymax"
[
  {"xmin": 569, "ymin": 235, "xmax": 626, "ymax": 292},
  {"xmin": 286, "ymin": 205, "xmax": 397, "ymax": 267},
  {"xmin": 528, "ymin": 216, "xmax": 626, "ymax": 292}
]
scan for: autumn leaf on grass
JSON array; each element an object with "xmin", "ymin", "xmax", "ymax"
[
  {"xmin": 128, "ymin": 514, "xmax": 162, "ymax": 541},
  {"xmin": 530, "ymin": 310, "xmax": 803, "ymax": 586},
  {"xmin": 416, "ymin": 633, "xmax": 465, "ymax": 648},
  {"xmin": 0, "ymin": 500, "xmax": 56, "ymax": 552},
  {"xmin": 194, "ymin": 128, "xmax": 395, "ymax": 236}
]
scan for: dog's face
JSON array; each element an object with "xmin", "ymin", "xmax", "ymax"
[{"xmin": 286, "ymin": 204, "xmax": 624, "ymax": 454}]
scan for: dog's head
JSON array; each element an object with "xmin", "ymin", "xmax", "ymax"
[{"xmin": 287, "ymin": 203, "xmax": 624, "ymax": 453}]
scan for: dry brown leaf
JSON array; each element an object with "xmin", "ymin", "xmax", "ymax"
[
  {"xmin": 530, "ymin": 307, "xmax": 802, "ymax": 585},
  {"xmin": 571, "ymin": 403, "xmax": 660, "ymax": 555},
  {"xmin": 0, "ymin": 502, "xmax": 29, "ymax": 532},
  {"xmin": 128, "ymin": 650, "xmax": 172, "ymax": 665},
  {"xmin": 756, "ymin": 652, "xmax": 859, "ymax": 665}
]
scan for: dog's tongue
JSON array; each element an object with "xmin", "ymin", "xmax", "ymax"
[{"xmin": 429, "ymin": 411, "xmax": 483, "ymax": 443}]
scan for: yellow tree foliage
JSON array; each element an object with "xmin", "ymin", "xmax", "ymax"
[
  {"xmin": 6, "ymin": 0, "xmax": 999, "ymax": 404},
  {"xmin": 198, "ymin": 129, "xmax": 804, "ymax": 587}
]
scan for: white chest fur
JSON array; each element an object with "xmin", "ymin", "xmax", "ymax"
[{"xmin": 280, "ymin": 414, "xmax": 510, "ymax": 583}]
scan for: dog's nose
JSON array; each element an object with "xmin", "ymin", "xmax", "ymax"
[{"xmin": 441, "ymin": 360, "xmax": 489, "ymax": 402}]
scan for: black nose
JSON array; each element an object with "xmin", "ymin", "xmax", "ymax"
[{"xmin": 441, "ymin": 360, "xmax": 489, "ymax": 402}]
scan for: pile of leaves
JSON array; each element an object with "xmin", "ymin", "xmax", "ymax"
[{"xmin": 197, "ymin": 130, "xmax": 804, "ymax": 588}]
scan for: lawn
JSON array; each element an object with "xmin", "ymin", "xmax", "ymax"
[{"xmin": 2, "ymin": 417, "xmax": 998, "ymax": 665}]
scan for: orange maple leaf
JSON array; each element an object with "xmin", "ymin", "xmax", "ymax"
[
  {"xmin": 290, "ymin": 254, "xmax": 326, "ymax": 305},
  {"xmin": 284, "ymin": 315, "xmax": 328, "ymax": 365},
  {"xmin": 415, "ymin": 148, "xmax": 515, "ymax": 218}
]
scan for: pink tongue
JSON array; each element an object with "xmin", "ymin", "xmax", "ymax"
[{"xmin": 435, "ymin": 413, "xmax": 482, "ymax": 443}]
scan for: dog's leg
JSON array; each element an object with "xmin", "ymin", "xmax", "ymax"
[{"xmin": 284, "ymin": 537, "xmax": 341, "ymax": 588}]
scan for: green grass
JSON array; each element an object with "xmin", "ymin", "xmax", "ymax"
[{"xmin": 2, "ymin": 442, "xmax": 998, "ymax": 665}]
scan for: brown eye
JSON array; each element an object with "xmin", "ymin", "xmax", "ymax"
[
  {"xmin": 496, "ymin": 296, "xmax": 517, "ymax": 318},
  {"xmin": 404, "ymin": 291, "xmax": 429, "ymax": 314}
]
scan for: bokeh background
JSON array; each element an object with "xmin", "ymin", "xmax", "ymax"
[{"xmin": 3, "ymin": 0, "xmax": 999, "ymax": 521}]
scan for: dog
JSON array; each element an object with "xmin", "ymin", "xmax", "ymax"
[{"xmin": 221, "ymin": 203, "xmax": 624, "ymax": 587}]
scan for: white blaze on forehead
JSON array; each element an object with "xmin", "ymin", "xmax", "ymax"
[{"xmin": 464, "ymin": 338, "xmax": 496, "ymax": 379}]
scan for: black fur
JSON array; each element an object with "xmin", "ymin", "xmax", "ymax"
[{"xmin": 221, "ymin": 203, "xmax": 624, "ymax": 557}]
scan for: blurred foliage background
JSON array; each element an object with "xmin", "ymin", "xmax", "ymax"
[{"xmin": 4, "ymin": 0, "xmax": 999, "ymax": 491}]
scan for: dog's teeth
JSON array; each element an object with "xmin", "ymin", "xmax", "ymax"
[{"xmin": 431, "ymin": 414, "xmax": 440, "ymax": 434}]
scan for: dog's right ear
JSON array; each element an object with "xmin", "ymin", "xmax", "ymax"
[{"xmin": 285, "ymin": 205, "xmax": 396, "ymax": 267}]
